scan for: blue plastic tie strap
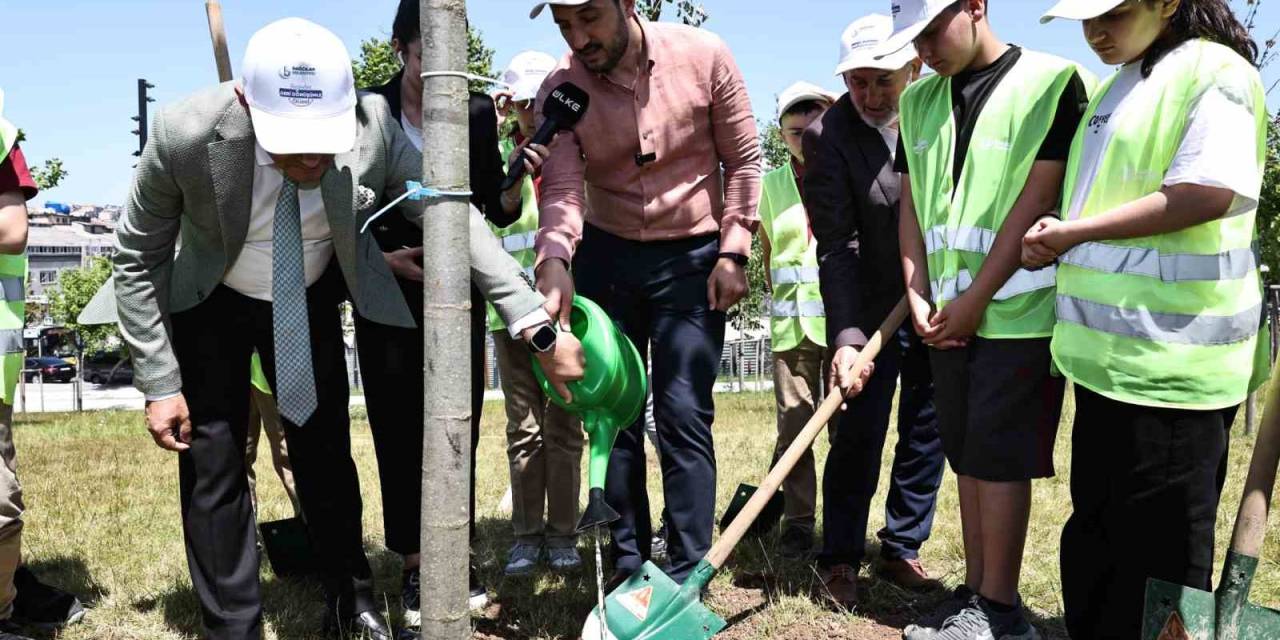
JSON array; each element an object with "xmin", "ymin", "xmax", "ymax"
[{"xmin": 360, "ymin": 180, "xmax": 473, "ymax": 234}]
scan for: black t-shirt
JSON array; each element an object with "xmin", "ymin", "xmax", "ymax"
[{"xmin": 895, "ymin": 46, "xmax": 1089, "ymax": 183}]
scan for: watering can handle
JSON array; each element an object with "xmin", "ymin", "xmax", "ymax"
[
  {"xmin": 1228, "ymin": 369, "xmax": 1280, "ymax": 558},
  {"xmin": 705, "ymin": 296, "xmax": 910, "ymax": 570}
]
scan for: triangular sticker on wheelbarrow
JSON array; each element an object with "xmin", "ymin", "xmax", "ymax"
[{"xmin": 617, "ymin": 585, "xmax": 653, "ymax": 622}]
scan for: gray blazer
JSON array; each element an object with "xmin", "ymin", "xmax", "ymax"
[{"xmin": 114, "ymin": 82, "xmax": 545, "ymax": 397}]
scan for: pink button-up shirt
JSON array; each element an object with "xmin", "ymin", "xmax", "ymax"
[{"xmin": 533, "ymin": 19, "xmax": 762, "ymax": 268}]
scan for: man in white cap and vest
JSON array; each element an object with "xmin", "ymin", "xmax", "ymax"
[
  {"xmin": 489, "ymin": 50, "xmax": 585, "ymax": 578},
  {"xmin": 757, "ymin": 81, "xmax": 834, "ymax": 562},
  {"xmin": 528, "ymin": 0, "xmax": 762, "ymax": 590},
  {"xmin": 113, "ymin": 18, "xmax": 581, "ymax": 639},
  {"xmin": 801, "ymin": 14, "xmax": 944, "ymax": 609}
]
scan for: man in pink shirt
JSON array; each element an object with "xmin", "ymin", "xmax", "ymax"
[{"xmin": 529, "ymin": 0, "xmax": 762, "ymax": 587}]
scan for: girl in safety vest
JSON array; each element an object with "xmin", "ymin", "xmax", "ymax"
[
  {"xmin": 1027, "ymin": 1, "xmax": 1268, "ymax": 637},
  {"xmin": 889, "ymin": 0, "xmax": 1092, "ymax": 638}
]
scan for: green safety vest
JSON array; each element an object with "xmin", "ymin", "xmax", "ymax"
[
  {"xmin": 250, "ymin": 351, "xmax": 271, "ymax": 395},
  {"xmin": 1052, "ymin": 40, "xmax": 1269, "ymax": 410},
  {"xmin": 758, "ymin": 162, "xmax": 825, "ymax": 352},
  {"xmin": 486, "ymin": 136, "xmax": 540, "ymax": 332},
  {"xmin": 900, "ymin": 50, "xmax": 1095, "ymax": 338},
  {"xmin": 0, "ymin": 115, "xmax": 25, "ymax": 406}
]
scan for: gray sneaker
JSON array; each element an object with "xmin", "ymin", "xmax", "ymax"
[
  {"xmin": 927, "ymin": 596, "xmax": 1039, "ymax": 640},
  {"xmin": 979, "ymin": 598, "xmax": 1039, "ymax": 640},
  {"xmin": 547, "ymin": 546, "xmax": 582, "ymax": 573},
  {"xmin": 903, "ymin": 585, "xmax": 976, "ymax": 640},
  {"xmin": 503, "ymin": 542, "xmax": 542, "ymax": 576}
]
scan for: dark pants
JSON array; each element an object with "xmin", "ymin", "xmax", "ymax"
[
  {"xmin": 355, "ymin": 277, "xmax": 485, "ymax": 556},
  {"xmin": 575, "ymin": 225, "xmax": 725, "ymax": 583},
  {"xmin": 818, "ymin": 325, "xmax": 943, "ymax": 568},
  {"xmin": 170, "ymin": 264, "xmax": 370, "ymax": 640},
  {"xmin": 1061, "ymin": 386, "xmax": 1238, "ymax": 639}
]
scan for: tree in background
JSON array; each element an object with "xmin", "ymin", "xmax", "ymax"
[
  {"xmin": 46, "ymin": 256, "xmax": 117, "ymax": 354},
  {"xmin": 636, "ymin": 0, "xmax": 708, "ymax": 27},
  {"xmin": 1260, "ymin": 116, "xmax": 1279, "ymax": 284},
  {"xmin": 14, "ymin": 129, "xmax": 67, "ymax": 191},
  {"xmin": 352, "ymin": 25, "xmax": 496, "ymax": 93}
]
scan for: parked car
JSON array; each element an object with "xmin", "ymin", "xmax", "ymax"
[
  {"xmin": 23, "ymin": 357, "xmax": 76, "ymax": 383},
  {"xmin": 82, "ymin": 352, "xmax": 134, "ymax": 385}
]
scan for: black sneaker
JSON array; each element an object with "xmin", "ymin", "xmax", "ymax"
[
  {"xmin": 651, "ymin": 522, "xmax": 669, "ymax": 562},
  {"xmin": 0, "ymin": 620, "xmax": 33, "ymax": 640},
  {"xmin": 400, "ymin": 569, "xmax": 420, "ymax": 634},
  {"xmin": 468, "ymin": 565, "xmax": 488, "ymax": 611},
  {"xmin": 11, "ymin": 567, "xmax": 85, "ymax": 629}
]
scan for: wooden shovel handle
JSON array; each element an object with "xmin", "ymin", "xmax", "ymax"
[
  {"xmin": 205, "ymin": 1, "xmax": 234, "ymax": 83},
  {"xmin": 705, "ymin": 297, "xmax": 909, "ymax": 570},
  {"xmin": 1229, "ymin": 369, "xmax": 1280, "ymax": 558}
]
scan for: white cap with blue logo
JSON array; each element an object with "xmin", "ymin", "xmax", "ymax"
[
  {"xmin": 241, "ymin": 18, "xmax": 357, "ymax": 155},
  {"xmin": 877, "ymin": 0, "xmax": 959, "ymax": 60}
]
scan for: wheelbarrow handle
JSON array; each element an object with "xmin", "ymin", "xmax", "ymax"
[
  {"xmin": 705, "ymin": 296, "xmax": 910, "ymax": 570},
  {"xmin": 1228, "ymin": 368, "xmax": 1280, "ymax": 558}
]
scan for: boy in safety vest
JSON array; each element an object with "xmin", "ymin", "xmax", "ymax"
[
  {"xmin": 757, "ymin": 82, "xmax": 834, "ymax": 560},
  {"xmin": 1028, "ymin": 1, "xmax": 1269, "ymax": 636},
  {"xmin": 884, "ymin": 1, "xmax": 1092, "ymax": 637},
  {"xmin": 489, "ymin": 51, "xmax": 584, "ymax": 577},
  {"xmin": 0, "ymin": 90, "xmax": 85, "ymax": 639}
]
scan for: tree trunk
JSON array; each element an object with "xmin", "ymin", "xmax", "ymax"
[{"xmin": 418, "ymin": 1, "xmax": 472, "ymax": 638}]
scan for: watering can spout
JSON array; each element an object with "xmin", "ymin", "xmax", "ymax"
[{"xmin": 578, "ymin": 487, "xmax": 621, "ymax": 532}]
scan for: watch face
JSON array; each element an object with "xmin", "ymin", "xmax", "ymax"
[{"xmin": 532, "ymin": 325, "xmax": 557, "ymax": 352}]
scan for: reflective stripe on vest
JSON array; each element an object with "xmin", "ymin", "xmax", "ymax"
[
  {"xmin": 0, "ymin": 276, "xmax": 23, "ymax": 302},
  {"xmin": 1057, "ymin": 296, "xmax": 1260, "ymax": 346},
  {"xmin": 501, "ymin": 231, "xmax": 538, "ymax": 254},
  {"xmin": 900, "ymin": 50, "xmax": 1095, "ymax": 339},
  {"xmin": 771, "ymin": 266, "xmax": 820, "ymax": 286},
  {"xmin": 1051, "ymin": 40, "xmax": 1270, "ymax": 409},
  {"xmin": 932, "ymin": 267, "xmax": 1057, "ymax": 305},
  {"xmin": 772, "ymin": 299, "xmax": 826, "ymax": 318},
  {"xmin": 758, "ymin": 162, "xmax": 826, "ymax": 351},
  {"xmin": 1060, "ymin": 242, "xmax": 1257, "ymax": 283}
]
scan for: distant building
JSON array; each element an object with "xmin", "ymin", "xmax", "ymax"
[{"xmin": 26, "ymin": 224, "xmax": 114, "ymax": 301}]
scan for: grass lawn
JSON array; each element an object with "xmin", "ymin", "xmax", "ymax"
[{"xmin": 9, "ymin": 388, "xmax": 1280, "ymax": 639}]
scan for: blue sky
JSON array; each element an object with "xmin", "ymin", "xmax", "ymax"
[{"xmin": 2, "ymin": 0, "xmax": 1276, "ymax": 207}]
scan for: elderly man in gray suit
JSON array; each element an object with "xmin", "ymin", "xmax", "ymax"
[{"xmin": 113, "ymin": 18, "xmax": 582, "ymax": 640}]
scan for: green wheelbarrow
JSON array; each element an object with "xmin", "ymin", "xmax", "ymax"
[
  {"xmin": 531, "ymin": 294, "xmax": 648, "ymax": 532},
  {"xmin": 1142, "ymin": 366, "xmax": 1280, "ymax": 639}
]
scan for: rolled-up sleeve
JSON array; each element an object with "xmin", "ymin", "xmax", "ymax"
[
  {"xmin": 533, "ymin": 80, "xmax": 589, "ymax": 269},
  {"xmin": 708, "ymin": 37, "xmax": 761, "ymax": 256}
]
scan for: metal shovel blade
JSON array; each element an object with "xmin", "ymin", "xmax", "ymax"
[
  {"xmin": 580, "ymin": 560, "xmax": 726, "ymax": 640},
  {"xmin": 1142, "ymin": 553, "xmax": 1280, "ymax": 639}
]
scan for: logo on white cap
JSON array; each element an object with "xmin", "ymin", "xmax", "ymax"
[{"xmin": 241, "ymin": 18, "xmax": 356, "ymax": 155}]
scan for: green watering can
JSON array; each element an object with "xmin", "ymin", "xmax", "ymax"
[{"xmin": 532, "ymin": 295, "xmax": 648, "ymax": 532}]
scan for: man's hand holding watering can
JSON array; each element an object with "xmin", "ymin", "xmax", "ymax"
[{"xmin": 523, "ymin": 287, "xmax": 587, "ymax": 402}]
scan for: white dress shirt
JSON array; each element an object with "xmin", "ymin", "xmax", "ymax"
[{"xmin": 222, "ymin": 143, "xmax": 336, "ymax": 300}]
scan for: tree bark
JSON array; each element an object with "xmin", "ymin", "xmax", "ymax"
[{"xmin": 419, "ymin": 1, "xmax": 472, "ymax": 638}]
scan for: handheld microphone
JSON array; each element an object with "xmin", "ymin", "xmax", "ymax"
[{"xmin": 499, "ymin": 82, "xmax": 590, "ymax": 192}]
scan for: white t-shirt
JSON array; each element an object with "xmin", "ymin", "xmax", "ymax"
[
  {"xmin": 222, "ymin": 143, "xmax": 336, "ymax": 301},
  {"xmin": 1065, "ymin": 41, "xmax": 1262, "ymax": 220},
  {"xmin": 400, "ymin": 112, "xmax": 425, "ymax": 152}
]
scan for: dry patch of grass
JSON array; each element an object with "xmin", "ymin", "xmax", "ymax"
[{"xmin": 8, "ymin": 387, "xmax": 1280, "ymax": 639}]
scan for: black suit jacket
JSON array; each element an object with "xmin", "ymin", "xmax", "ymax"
[
  {"xmin": 801, "ymin": 94, "xmax": 905, "ymax": 349},
  {"xmin": 364, "ymin": 70, "xmax": 515, "ymax": 251}
]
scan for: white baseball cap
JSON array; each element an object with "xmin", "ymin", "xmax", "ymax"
[
  {"xmin": 1040, "ymin": 0, "xmax": 1125, "ymax": 23},
  {"xmin": 835, "ymin": 14, "xmax": 919, "ymax": 75},
  {"xmin": 529, "ymin": 0, "xmax": 590, "ymax": 19},
  {"xmin": 241, "ymin": 18, "xmax": 357, "ymax": 155},
  {"xmin": 878, "ymin": 0, "xmax": 960, "ymax": 59},
  {"xmin": 502, "ymin": 51, "xmax": 559, "ymax": 102},
  {"xmin": 777, "ymin": 82, "xmax": 836, "ymax": 118}
]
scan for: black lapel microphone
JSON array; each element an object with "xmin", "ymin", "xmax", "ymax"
[{"xmin": 499, "ymin": 82, "xmax": 590, "ymax": 192}]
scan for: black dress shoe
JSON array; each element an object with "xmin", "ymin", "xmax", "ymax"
[{"xmin": 324, "ymin": 608, "xmax": 392, "ymax": 640}]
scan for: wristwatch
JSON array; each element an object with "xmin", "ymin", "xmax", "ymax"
[
  {"xmin": 718, "ymin": 252, "xmax": 748, "ymax": 267},
  {"xmin": 526, "ymin": 324, "xmax": 558, "ymax": 354}
]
